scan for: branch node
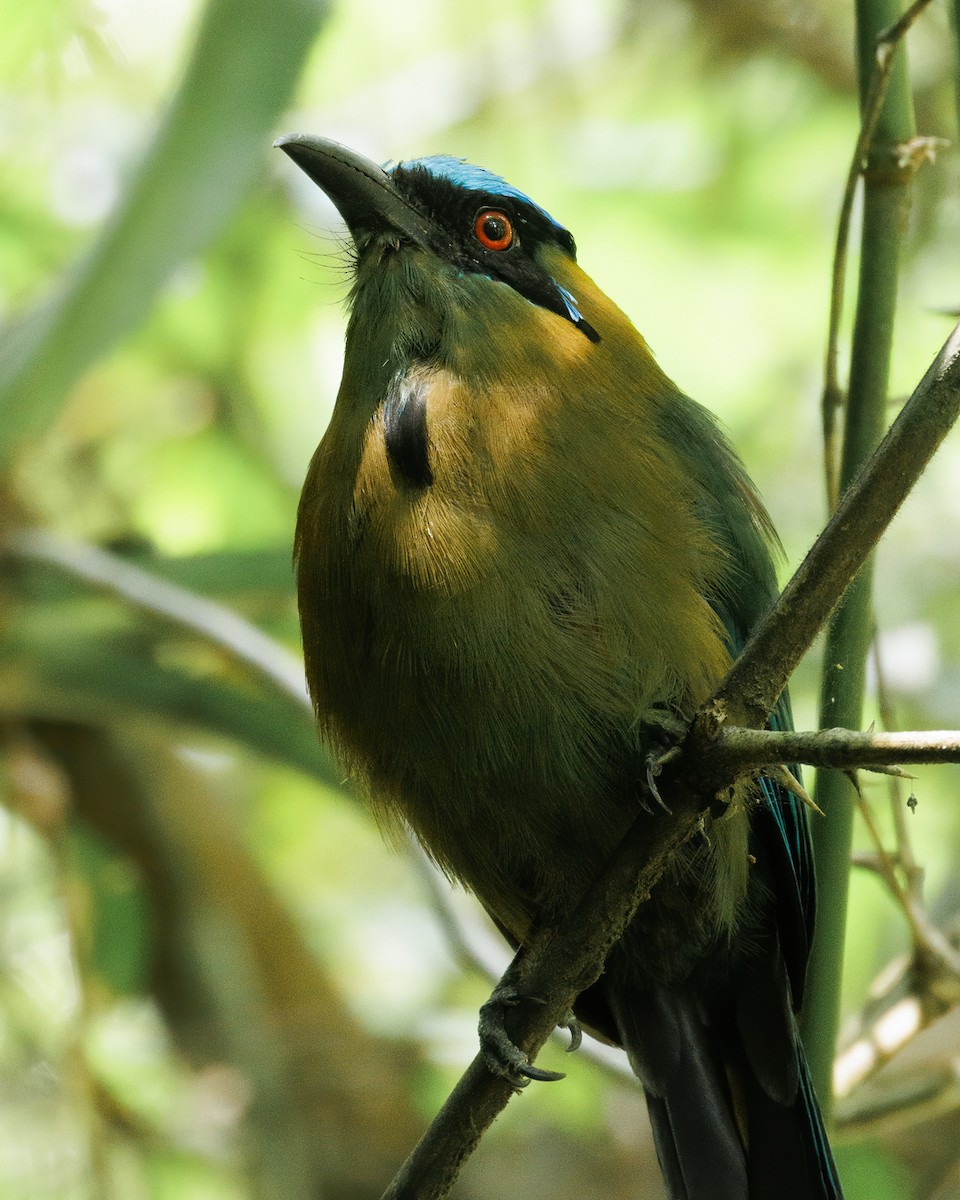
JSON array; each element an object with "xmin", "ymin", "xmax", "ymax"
[
  {"xmin": 895, "ymin": 135, "xmax": 949, "ymax": 170},
  {"xmin": 698, "ymin": 698, "xmax": 727, "ymax": 741}
]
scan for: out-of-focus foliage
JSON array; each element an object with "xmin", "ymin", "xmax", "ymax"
[{"xmin": 0, "ymin": 1, "xmax": 959, "ymax": 1197}]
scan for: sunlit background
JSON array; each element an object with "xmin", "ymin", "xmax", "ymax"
[{"xmin": 2, "ymin": 0, "xmax": 960, "ymax": 1197}]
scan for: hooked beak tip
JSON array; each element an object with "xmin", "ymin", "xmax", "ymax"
[
  {"xmin": 273, "ymin": 133, "xmax": 433, "ymax": 250},
  {"xmin": 273, "ymin": 133, "xmax": 306, "ymax": 152}
]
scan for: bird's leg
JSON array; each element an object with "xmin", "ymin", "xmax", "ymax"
[
  {"xmin": 636, "ymin": 705, "xmax": 689, "ymax": 813},
  {"xmin": 478, "ymin": 950, "xmax": 580, "ymax": 1087}
]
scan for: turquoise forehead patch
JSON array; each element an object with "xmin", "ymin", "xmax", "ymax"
[{"xmin": 388, "ymin": 155, "xmax": 566, "ymax": 235}]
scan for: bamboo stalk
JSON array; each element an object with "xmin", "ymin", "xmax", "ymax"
[{"xmin": 800, "ymin": 0, "xmax": 920, "ymax": 1122}]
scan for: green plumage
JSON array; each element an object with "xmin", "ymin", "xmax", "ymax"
[{"xmin": 279, "ymin": 135, "xmax": 842, "ymax": 1200}]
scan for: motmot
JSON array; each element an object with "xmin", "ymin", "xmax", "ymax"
[{"xmin": 276, "ymin": 133, "xmax": 843, "ymax": 1200}]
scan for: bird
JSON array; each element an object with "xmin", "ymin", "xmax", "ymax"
[{"xmin": 275, "ymin": 132, "xmax": 844, "ymax": 1200}]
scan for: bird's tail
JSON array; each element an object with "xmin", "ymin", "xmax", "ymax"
[{"xmin": 608, "ymin": 984, "xmax": 844, "ymax": 1200}]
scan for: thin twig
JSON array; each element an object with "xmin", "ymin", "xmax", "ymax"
[
  {"xmin": 706, "ymin": 725, "xmax": 960, "ymax": 774},
  {"xmin": 836, "ymin": 1062, "xmax": 960, "ymax": 1140},
  {"xmin": 712, "ymin": 317, "xmax": 960, "ymax": 736},
  {"xmin": 833, "ymin": 917, "xmax": 960, "ymax": 1107},
  {"xmin": 852, "ymin": 791, "xmax": 960, "ymax": 979},
  {"xmin": 821, "ymin": 0, "xmax": 937, "ymax": 507}
]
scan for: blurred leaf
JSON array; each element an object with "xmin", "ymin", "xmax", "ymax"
[
  {"xmin": 5, "ymin": 614, "xmax": 337, "ymax": 787},
  {"xmin": 16, "ymin": 545, "xmax": 296, "ymax": 604},
  {"xmin": 35, "ymin": 721, "xmax": 426, "ymax": 1200},
  {"xmin": 0, "ymin": 0, "xmax": 330, "ymax": 466},
  {"xmin": 833, "ymin": 1142, "xmax": 912, "ymax": 1200},
  {"xmin": 144, "ymin": 1154, "xmax": 247, "ymax": 1200},
  {"xmin": 71, "ymin": 822, "xmax": 152, "ymax": 996}
]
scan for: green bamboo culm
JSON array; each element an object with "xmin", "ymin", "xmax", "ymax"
[
  {"xmin": 953, "ymin": 0, "xmax": 960, "ymax": 136},
  {"xmin": 799, "ymin": 0, "xmax": 918, "ymax": 1123},
  {"xmin": 0, "ymin": 0, "xmax": 329, "ymax": 469}
]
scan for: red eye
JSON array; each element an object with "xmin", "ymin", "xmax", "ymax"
[{"xmin": 474, "ymin": 209, "xmax": 514, "ymax": 251}]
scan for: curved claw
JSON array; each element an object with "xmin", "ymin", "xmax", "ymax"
[
  {"xmin": 559, "ymin": 1011, "xmax": 583, "ymax": 1053},
  {"xmin": 478, "ymin": 984, "xmax": 566, "ymax": 1087},
  {"xmin": 639, "ymin": 706, "xmax": 687, "ymax": 814},
  {"xmin": 645, "ymin": 752, "xmax": 673, "ymax": 813},
  {"xmin": 517, "ymin": 1061, "xmax": 566, "ymax": 1082}
]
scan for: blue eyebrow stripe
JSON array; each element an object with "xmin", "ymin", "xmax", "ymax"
[{"xmin": 388, "ymin": 155, "xmax": 567, "ymax": 234}]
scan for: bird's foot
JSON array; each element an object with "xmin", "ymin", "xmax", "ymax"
[
  {"xmin": 638, "ymin": 706, "xmax": 689, "ymax": 813},
  {"xmin": 478, "ymin": 983, "xmax": 573, "ymax": 1087}
]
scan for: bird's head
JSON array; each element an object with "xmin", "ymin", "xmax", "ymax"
[{"xmin": 274, "ymin": 135, "xmax": 619, "ymax": 378}]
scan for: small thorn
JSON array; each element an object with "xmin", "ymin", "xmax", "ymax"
[
  {"xmin": 864, "ymin": 764, "xmax": 916, "ymax": 780},
  {"xmin": 769, "ymin": 766, "xmax": 824, "ymax": 817}
]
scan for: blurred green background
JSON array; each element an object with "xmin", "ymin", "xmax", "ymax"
[{"xmin": 1, "ymin": 0, "xmax": 960, "ymax": 1197}]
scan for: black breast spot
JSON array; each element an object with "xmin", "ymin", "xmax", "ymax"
[{"xmin": 383, "ymin": 375, "xmax": 433, "ymax": 488}]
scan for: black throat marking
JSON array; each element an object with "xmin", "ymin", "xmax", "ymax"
[{"xmin": 383, "ymin": 373, "xmax": 433, "ymax": 488}]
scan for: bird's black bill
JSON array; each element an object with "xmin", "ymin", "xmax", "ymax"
[{"xmin": 274, "ymin": 134, "xmax": 433, "ymax": 248}]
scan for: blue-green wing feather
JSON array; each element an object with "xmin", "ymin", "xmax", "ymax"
[
  {"xmin": 740, "ymin": 641, "xmax": 815, "ymax": 1007},
  {"xmin": 659, "ymin": 390, "xmax": 816, "ymax": 1006}
]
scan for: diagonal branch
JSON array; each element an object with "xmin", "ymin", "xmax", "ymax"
[
  {"xmin": 378, "ymin": 322, "xmax": 960, "ymax": 1200},
  {"xmin": 382, "ymin": 757, "xmax": 715, "ymax": 1200},
  {"xmin": 708, "ymin": 318, "xmax": 960, "ymax": 737}
]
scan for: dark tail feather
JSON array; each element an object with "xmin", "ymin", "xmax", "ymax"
[
  {"xmin": 608, "ymin": 983, "xmax": 843, "ymax": 1200},
  {"xmin": 742, "ymin": 1043, "xmax": 844, "ymax": 1200},
  {"xmin": 610, "ymin": 987, "xmax": 748, "ymax": 1200}
]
